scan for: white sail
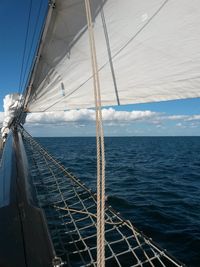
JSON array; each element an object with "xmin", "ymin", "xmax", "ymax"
[
  {"xmin": 1, "ymin": 94, "xmax": 22, "ymax": 140},
  {"xmin": 25, "ymin": 0, "xmax": 200, "ymax": 112}
]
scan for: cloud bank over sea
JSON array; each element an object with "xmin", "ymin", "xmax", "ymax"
[
  {"xmin": 1, "ymin": 108, "xmax": 200, "ymax": 136},
  {"xmin": 25, "ymin": 108, "xmax": 157, "ymax": 124}
]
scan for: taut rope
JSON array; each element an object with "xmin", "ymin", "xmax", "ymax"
[{"xmin": 84, "ymin": 0, "xmax": 106, "ymax": 266}]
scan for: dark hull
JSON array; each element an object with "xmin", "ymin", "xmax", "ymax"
[{"xmin": 0, "ymin": 129, "xmax": 55, "ymax": 267}]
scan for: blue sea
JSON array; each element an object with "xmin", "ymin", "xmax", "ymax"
[{"xmin": 37, "ymin": 136, "xmax": 200, "ymax": 267}]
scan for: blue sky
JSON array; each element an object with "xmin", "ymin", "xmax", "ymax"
[
  {"xmin": 1, "ymin": 1, "xmax": 200, "ymax": 136},
  {"xmin": 0, "ymin": 0, "xmax": 48, "ymax": 103}
]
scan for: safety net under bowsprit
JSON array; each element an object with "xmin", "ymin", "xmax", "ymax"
[{"xmin": 21, "ymin": 128, "xmax": 185, "ymax": 267}]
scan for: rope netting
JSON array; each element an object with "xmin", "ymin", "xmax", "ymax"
[{"xmin": 21, "ymin": 127, "xmax": 184, "ymax": 267}]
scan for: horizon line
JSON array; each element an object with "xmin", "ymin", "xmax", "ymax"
[{"xmin": 33, "ymin": 135, "xmax": 200, "ymax": 138}]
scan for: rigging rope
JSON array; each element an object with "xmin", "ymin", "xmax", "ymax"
[
  {"xmin": 84, "ymin": 0, "xmax": 106, "ymax": 266},
  {"xmin": 21, "ymin": 0, "xmax": 43, "ymax": 92},
  {"xmin": 18, "ymin": 0, "xmax": 33, "ymax": 95},
  {"xmin": 52, "ymin": 205, "xmax": 123, "ymax": 225}
]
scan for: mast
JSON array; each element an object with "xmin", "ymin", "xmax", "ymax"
[{"xmin": 23, "ymin": 0, "xmax": 56, "ymax": 111}]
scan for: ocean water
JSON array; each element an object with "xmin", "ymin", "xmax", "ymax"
[{"xmin": 37, "ymin": 136, "xmax": 200, "ymax": 267}]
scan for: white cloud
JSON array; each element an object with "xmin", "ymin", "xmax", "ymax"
[
  {"xmin": 166, "ymin": 115, "xmax": 188, "ymax": 120},
  {"xmin": 185, "ymin": 115, "xmax": 200, "ymax": 121},
  {"xmin": 26, "ymin": 108, "xmax": 157, "ymax": 125},
  {"xmin": 0, "ymin": 112, "xmax": 4, "ymax": 126},
  {"xmin": 102, "ymin": 109, "xmax": 157, "ymax": 121},
  {"xmin": 26, "ymin": 109, "xmax": 95, "ymax": 124},
  {"xmin": 156, "ymin": 124, "xmax": 163, "ymax": 128},
  {"xmin": 166, "ymin": 114, "xmax": 200, "ymax": 122},
  {"xmin": 2, "ymin": 107, "xmax": 200, "ymax": 136},
  {"xmin": 189, "ymin": 122, "xmax": 198, "ymax": 128}
]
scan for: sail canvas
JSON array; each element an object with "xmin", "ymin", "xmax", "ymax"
[{"xmin": 24, "ymin": 0, "xmax": 200, "ymax": 112}]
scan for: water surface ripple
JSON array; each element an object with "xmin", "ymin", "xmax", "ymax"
[{"xmin": 38, "ymin": 136, "xmax": 200, "ymax": 267}]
